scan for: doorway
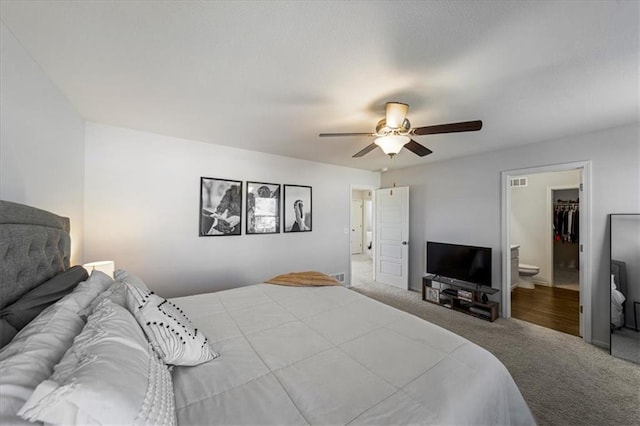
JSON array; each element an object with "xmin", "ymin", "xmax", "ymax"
[
  {"xmin": 551, "ymin": 186, "xmax": 580, "ymax": 291},
  {"xmin": 501, "ymin": 161, "xmax": 592, "ymax": 343},
  {"xmin": 350, "ymin": 187, "xmax": 375, "ymax": 287}
]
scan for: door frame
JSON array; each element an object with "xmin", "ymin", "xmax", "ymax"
[
  {"xmin": 351, "ymin": 199, "xmax": 364, "ymax": 254},
  {"xmin": 501, "ymin": 161, "xmax": 592, "ymax": 343},
  {"xmin": 349, "ymin": 185, "xmax": 378, "ymax": 287}
]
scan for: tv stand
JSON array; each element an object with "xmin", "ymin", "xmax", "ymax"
[{"xmin": 422, "ymin": 275, "xmax": 499, "ymax": 322}]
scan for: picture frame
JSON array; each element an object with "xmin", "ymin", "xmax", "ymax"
[
  {"xmin": 425, "ymin": 286, "xmax": 440, "ymax": 304},
  {"xmin": 199, "ymin": 177, "xmax": 243, "ymax": 236},
  {"xmin": 246, "ymin": 181, "xmax": 280, "ymax": 234},
  {"xmin": 283, "ymin": 184, "xmax": 312, "ymax": 232}
]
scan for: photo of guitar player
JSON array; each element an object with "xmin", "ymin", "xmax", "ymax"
[{"xmin": 200, "ymin": 177, "xmax": 242, "ymax": 236}]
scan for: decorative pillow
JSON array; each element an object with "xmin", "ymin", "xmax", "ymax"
[
  {"xmin": 124, "ymin": 283, "xmax": 217, "ymax": 366},
  {"xmin": 18, "ymin": 299, "xmax": 176, "ymax": 426},
  {"xmin": 0, "ymin": 302, "xmax": 85, "ymax": 424},
  {"xmin": 265, "ymin": 271, "xmax": 341, "ymax": 287},
  {"xmin": 1, "ymin": 265, "xmax": 89, "ymax": 332}
]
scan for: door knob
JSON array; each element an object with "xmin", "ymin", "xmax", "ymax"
[{"xmin": 402, "ymin": 241, "xmax": 408, "ymax": 245}]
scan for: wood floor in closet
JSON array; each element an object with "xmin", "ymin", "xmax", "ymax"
[{"xmin": 511, "ymin": 285, "xmax": 580, "ymax": 336}]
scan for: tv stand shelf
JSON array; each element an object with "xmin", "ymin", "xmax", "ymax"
[{"xmin": 422, "ymin": 275, "xmax": 499, "ymax": 322}]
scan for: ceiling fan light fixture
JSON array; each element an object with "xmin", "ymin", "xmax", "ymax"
[
  {"xmin": 375, "ymin": 135, "xmax": 410, "ymax": 156},
  {"xmin": 386, "ymin": 102, "xmax": 409, "ymax": 128}
]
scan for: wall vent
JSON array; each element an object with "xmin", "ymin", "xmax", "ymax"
[
  {"xmin": 510, "ymin": 177, "xmax": 528, "ymax": 188},
  {"xmin": 331, "ymin": 273, "xmax": 345, "ymax": 283}
]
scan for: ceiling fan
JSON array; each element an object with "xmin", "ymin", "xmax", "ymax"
[{"xmin": 319, "ymin": 102, "xmax": 482, "ymax": 158}]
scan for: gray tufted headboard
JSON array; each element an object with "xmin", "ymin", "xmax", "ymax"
[{"xmin": 0, "ymin": 200, "xmax": 71, "ymax": 310}]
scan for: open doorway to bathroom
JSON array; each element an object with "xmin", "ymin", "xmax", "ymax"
[
  {"xmin": 502, "ymin": 162, "xmax": 592, "ymax": 342},
  {"xmin": 350, "ymin": 187, "xmax": 375, "ymax": 287}
]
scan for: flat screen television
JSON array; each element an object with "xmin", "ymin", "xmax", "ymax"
[{"xmin": 426, "ymin": 241, "xmax": 492, "ymax": 287}]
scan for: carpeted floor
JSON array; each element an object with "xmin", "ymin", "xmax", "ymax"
[{"xmin": 350, "ymin": 279, "xmax": 640, "ymax": 426}]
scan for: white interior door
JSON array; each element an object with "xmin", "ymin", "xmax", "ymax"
[
  {"xmin": 351, "ymin": 199, "xmax": 363, "ymax": 254},
  {"xmin": 375, "ymin": 187, "xmax": 409, "ymax": 289},
  {"xmin": 578, "ymin": 170, "xmax": 584, "ymax": 338}
]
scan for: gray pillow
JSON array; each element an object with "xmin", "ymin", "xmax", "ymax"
[{"xmin": 0, "ymin": 265, "xmax": 88, "ymax": 331}]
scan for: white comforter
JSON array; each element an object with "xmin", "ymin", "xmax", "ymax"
[{"xmin": 170, "ymin": 284, "xmax": 535, "ymax": 425}]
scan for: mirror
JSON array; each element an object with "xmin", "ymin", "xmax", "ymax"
[{"xmin": 610, "ymin": 214, "xmax": 640, "ymax": 364}]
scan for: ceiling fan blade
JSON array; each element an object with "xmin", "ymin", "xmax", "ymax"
[
  {"xmin": 352, "ymin": 143, "xmax": 378, "ymax": 158},
  {"xmin": 319, "ymin": 132, "xmax": 374, "ymax": 137},
  {"xmin": 412, "ymin": 120, "xmax": 483, "ymax": 136},
  {"xmin": 404, "ymin": 139, "xmax": 433, "ymax": 157}
]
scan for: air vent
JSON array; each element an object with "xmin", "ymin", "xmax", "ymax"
[
  {"xmin": 331, "ymin": 273, "xmax": 345, "ymax": 283},
  {"xmin": 510, "ymin": 177, "xmax": 528, "ymax": 187}
]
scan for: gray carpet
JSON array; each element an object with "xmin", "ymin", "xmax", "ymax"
[{"xmin": 350, "ymin": 279, "xmax": 640, "ymax": 426}]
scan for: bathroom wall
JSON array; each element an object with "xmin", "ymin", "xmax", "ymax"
[{"xmin": 510, "ymin": 170, "xmax": 581, "ymax": 285}]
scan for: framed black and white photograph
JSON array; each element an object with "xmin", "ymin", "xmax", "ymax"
[
  {"xmin": 283, "ymin": 185, "xmax": 312, "ymax": 232},
  {"xmin": 246, "ymin": 181, "xmax": 280, "ymax": 234},
  {"xmin": 200, "ymin": 177, "xmax": 242, "ymax": 236}
]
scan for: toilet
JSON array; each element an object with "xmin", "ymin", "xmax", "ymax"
[{"xmin": 518, "ymin": 263, "xmax": 539, "ymax": 289}]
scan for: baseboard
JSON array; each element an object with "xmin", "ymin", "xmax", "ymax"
[{"xmin": 591, "ymin": 339, "xmax": 609, "ymax": 350}]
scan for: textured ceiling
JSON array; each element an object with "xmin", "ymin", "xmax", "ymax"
[{"xmin": 1, "ymin": 1, "xmax": 638, "ymax": 171}]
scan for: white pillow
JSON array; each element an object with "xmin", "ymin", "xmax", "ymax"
[
  {"xmin": 0, "ymin": 302, "xmax": 84, "ymax": 424},
  {"xmin": 78, "ymin": 279, "xmax": 127, "ymax": 319},
  {"xmin": 0, "ymin": 270, "xmax": 113, "ymax": 424},
  {"xmin": 57, "ymin": 269, "xmax": 114, "ymax": 312},
  {"xmin": 125, "ymin": 283, "xmax": 218, "ymax": 366},
  {"xmin": 114, "ymin": 268, "xmax": 150, "ymax": 292},
  {"xmin": 18, "ymin": 299, "xmax": 176, "ymax": 426}
]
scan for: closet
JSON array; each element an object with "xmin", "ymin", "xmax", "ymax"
[{"xmin": 552, "ymin": 189, "xmax": 579, "ymax": 288}]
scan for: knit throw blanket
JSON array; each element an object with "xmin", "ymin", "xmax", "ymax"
[{"xmin": 265, "ymin": 271, "xmax": 341, "ymax": 287}]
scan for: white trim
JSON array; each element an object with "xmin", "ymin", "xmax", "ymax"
[
  {"xmin": 349, "ymin": 184, "xmax": 378, "ymax": 288},
  {"xmin": 501, "ymin": 161, "xmax": 592, "ymax": 344}
]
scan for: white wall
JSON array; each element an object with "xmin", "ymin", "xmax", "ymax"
[
  {"xmin": 84, "ymin": 123, "xmax": 380, "ymax": 298},
  {"xmin": 381, "ymin": 123, "xmax": 640, "ymax": 346},
  {"xmin": 0, "ymin": 23, "xmax": 85, "ymax": 263},
  {"xmin": 510, "ymin": 170, "xmax": 580, "ymax": 284}
]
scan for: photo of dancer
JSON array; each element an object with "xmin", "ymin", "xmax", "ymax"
[{"xmin": 284, "ymin": 185, "xmax": 312, "ymax": 232}]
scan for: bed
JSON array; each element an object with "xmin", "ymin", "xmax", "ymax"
[{"xmin": 0, "ymin": 200, "xmax": 535, "ymax": 425}]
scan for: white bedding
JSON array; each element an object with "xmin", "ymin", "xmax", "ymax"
[{"xmin": 170, "ymin": 284, "xmax": 535, "ymax": 425}]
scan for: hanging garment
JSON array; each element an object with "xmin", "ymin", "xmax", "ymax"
[
  {"xmin": 562, "ymin": 209, "xmax": 569, "ymax": 242},
  {"xmin": 556, "ymin": 208, "xmax": 565, "ymax": 236},
  {"xmin": 572, "ymin": 209, "xmax": 579, "ymax": 243}
]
